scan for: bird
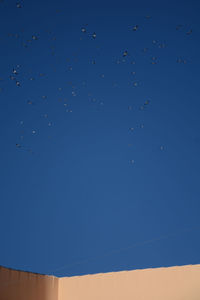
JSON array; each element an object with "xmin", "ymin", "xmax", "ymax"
[
  {"xmin": 123, "ymin": 50, "xmax": 128, "ymax": 57},
  {"xmin": 133, "ymin": 25, "xmax": 139, "ymax": 31},
  {"xmin": 92, "ymin": 32, "xmax": 97, "ymax": 39}
]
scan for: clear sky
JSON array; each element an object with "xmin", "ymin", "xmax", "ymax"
[{"xmin": 0, "ymin": 0, "xmax": 200, "ymax": 277}]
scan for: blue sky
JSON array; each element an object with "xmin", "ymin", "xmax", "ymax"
[{"xmin": 0, "ymin": 0, "xmax": 200, "ymax": 277}]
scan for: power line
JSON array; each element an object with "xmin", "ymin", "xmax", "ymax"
[
  {"xmin": 0, "ymin": 225, "xmax": 199, "ymax": 288},
  {"xmin": 49, "ymin": 225, "xmax": 200, "ymax": 275}
]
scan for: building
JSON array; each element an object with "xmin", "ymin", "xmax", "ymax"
[{"xmin": 0, "ymin": 264, "xmax": 200, "ymax": 300}]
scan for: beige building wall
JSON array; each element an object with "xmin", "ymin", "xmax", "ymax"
[
  {"xmin": 0, "ymin": 266, "xmax": 58, "ymax": 300},
  {"xmin": 1, "ymin": 264, "xmax": 200, "ymax": 300},
  {"xmin": 59, "ymin": 265, "xmax": 200, "ymax": 300}
]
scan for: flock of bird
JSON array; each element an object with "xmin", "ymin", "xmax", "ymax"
[{"xmin": 0, "ymin": 2, "xmax": 192, "ymax": 163}]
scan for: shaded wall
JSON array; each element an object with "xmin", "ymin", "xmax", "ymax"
[
  {"xmin": 1, "ymin": 264, "xmax": 200, "ymax": 300},
  {"xmin": 0, "ymin": 266, "xmax": 58, "ymax": 300},
  {"xmin": 59, "ymin": 265, "xmax": 200, "ymax": 300}
]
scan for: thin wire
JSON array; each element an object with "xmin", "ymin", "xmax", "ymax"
[
  {"xmin": 0, "ymin": 225, "xmax": 199, "ymax": 287},
  {"xmin": 49, "ymin": 225, "xmax": 200, "ymax": 275}
]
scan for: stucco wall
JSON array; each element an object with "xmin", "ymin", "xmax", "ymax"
[
  {"xmin": 59, "ymin": 265, "xmax": 200, "ymax": 300},
  {"xmin": 0, "ymin": 266, "xmax": 58, "ymax": 300},
  {"xmin": 1, "ymin": 264, "xmax": 200, "ymax": 300}
]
